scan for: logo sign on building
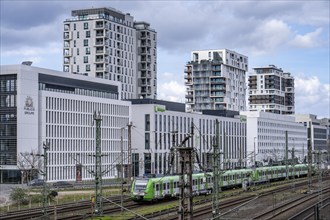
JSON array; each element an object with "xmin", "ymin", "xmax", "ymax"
[
  {"xmin": 24, "ymin": 96, "xmax": 35, "ymax": 115},
  {"xmin": 154, "ymin": 106, "xmax": 166, "ymax": 112},
  {"xmin": 240, "ymin": 115, "xmax": 247, "ymax": 123}
]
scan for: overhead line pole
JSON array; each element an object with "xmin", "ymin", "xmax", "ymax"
[
  {"xmin": 127, "ymin": 122, "xmax": 133, "ymax": 191},
  {"xmin": 42, "ymin": 142, "xmax": 49, "ymax": 219},
  {"xmin": 285, "ymin": 131, "xmax": 289, "ymax": 180},
  {"xmin": 212, "ymin": 119, "xmax": 221, "ymax": 219},
  {"xmin": 177, "ymin": 123, "xmax": 194, "ymax": 220},
  {"xmin": 93, "ymin": 111, "xmax": 103, "ymax": 216}
]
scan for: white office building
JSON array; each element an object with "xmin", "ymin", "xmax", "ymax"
[
  {"xmin": 241, "ymin": 111, "xmax": 307, "ymax": 167},
  {"xmin": 63, "ymin": 7, "xmax": 157, "ymax": 100},
  {"xmin": 185, "ymin": 49, "xmax": 248, "ymax": 113},
  {"xmin": 130, "ymin": 99, "xmax": 247, "ymax": 176},
  {"xmin": 294, "ymin": 114, "xmax": 328, "ymax": 165},
  {"xmin": 0, "ymin": 64, "xmax": 131, "ymax": 183}
]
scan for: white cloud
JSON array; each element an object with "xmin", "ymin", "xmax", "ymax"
[
  {"xmin": 290, "ymin": 28, "xmax": 323, "ymax": 48},
  {"xmin": 295, "ymin": 76, "xmax": 330, "ymax": 117},
  {"xmin": 244, "ymin": 19, "xmax": 292, "ymax": 55},
  {"xmin": 158, "ymin": 80, "xmax": 185, "ymax": 103},
  {"xmin": 2, "ymin": 43, "xmax": 62, "ymax": 57}
]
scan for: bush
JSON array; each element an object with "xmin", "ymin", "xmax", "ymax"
[
  {"xmin": 30, "ymin": 194, "xmax": 43, "ymax": 203},
  {"xmin": 10, "ymin": 187, "xmax": 28, "ymax": 205}
]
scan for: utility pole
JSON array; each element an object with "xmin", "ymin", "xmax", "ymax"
[
  {"xmin": 121, "ymin": 127, "xmax": 124, "ymax": 213},
  {"xmin": 93, "ymin": 111, "xmax": 103, "ymax": 216},
  {"xmin": 212, "ymin": 120, "xmax": 221, "ymax": 219},
  {"xmin": 285, "ymin": 131, "xmax": 289, "ymax": 180},
  {"xmin": 41, "ymin": 142, "xmax": 49, "ymax": 219},
  {"xmin": 307, "ymin": 122, "xmax": 312, "ymax": 191},
  {"xmin": 177, "ymin": 123, "xmax": 194, "ymax": 220},
  {"xmin": 127, "ymin": 122, "xmax": 133, "ymax": 191}
]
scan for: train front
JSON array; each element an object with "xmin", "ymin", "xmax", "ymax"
[{"xmin": 131, "ymin": 178, "xmax": 152, "ymax": 202}]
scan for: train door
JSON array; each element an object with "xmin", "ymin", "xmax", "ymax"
[
  {"xmin": 197, "ymin": 177, "xmax": 201, "ymax": 191},
  {"xmin": 159, "ymin": 181, "xmax": 163, "ymax": 197},
  {"xmin": 170, "ymin": 180, "xmax": 174, "ymax": 196},
  {"xmin": 155, "ymin": 183, "xmax": 160, "ymax": 198}
]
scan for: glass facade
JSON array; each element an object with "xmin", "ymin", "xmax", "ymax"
[{"xmin": 0, "ymin": 74, "xmax": 20, "ymax": 183}]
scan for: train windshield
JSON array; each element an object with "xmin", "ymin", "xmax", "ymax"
[{"xmin": 134, "ymin": 179, "xmax": 148, "ymax": 190}]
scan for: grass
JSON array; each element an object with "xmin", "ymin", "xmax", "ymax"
[{"xmin": 0, "ymin": 186, "xmax": 129, "ymax": 213}]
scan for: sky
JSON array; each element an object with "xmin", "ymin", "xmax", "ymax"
[{"xmin": 1, "ymin": 0, "xmax": 329, "ymax": 118}]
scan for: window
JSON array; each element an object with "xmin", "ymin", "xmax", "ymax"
[
  {"xmin": 86, "ymin": 65, "xmax": 90, "ymax": 71},
  {"xmin": 145, "ymin": 133, "xmax": 150, "ymax": 149},
  {"xmin": 77, "ymin": 31, "xmax": 79, "ymax": 38},
  {"xmin": 86, "ymin": 31, "xmax": 90, "ymax": 38},
  {"xmin": 84, "ymin": 39, "xmax": 88, "ymax": 46},
  {"xmin": 85, "ymin": 47, "xmax": 90, "ymax": 55},
  {"xmin": 73, "ymin": 23, "xmax": 76, "ymax": 30},
  {"xmin": 84, "ymin": 22, "xmax": 88, "ymax": 29},
  {"xmin": 77, "ymin": 48, "xmax": 79, "ymax": 55},
  {"xmin": 83, "ymin": 56, "xmax": 88, "ymax": 63},
  {"xmin": 145, "ymin": 114, "xmax": 150, "ymax": 131}
]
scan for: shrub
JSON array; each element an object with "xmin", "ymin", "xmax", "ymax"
[{"xmin": 10, "ymin": 187, "xmax": 28, "ymax": 205}]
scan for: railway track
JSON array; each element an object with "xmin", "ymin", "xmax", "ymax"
[
  {"xmin": 0, "ymin": 195, "xmax": 131, "ymax": 220},
  {"xmin": 2, "ymin": 176, "xmax": 328, "ymax": 219},
  {"xmin": 252, "ymin": 187, "xmax": 330, "ymax": 220},
  {"xmin": 129, "ymin": 177, "xmax": 330, "ymax": 220}
]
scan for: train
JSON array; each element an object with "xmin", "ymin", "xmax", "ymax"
[{"xmin": 131, "ymin": 164, "xmax": 313, "ymax": 202}]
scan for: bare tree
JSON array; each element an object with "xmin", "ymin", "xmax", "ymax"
[{"xmin": 17, "ymin": 150, "xmax": 42, "ymax": 184}]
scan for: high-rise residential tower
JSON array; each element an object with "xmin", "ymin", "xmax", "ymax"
[
  {"xmin": 248, "ymin": 65, "xmax": 294, "ymax": 114},
  {"xmin": 63, "ymin": 7, "xmax": 157, "ymax": 99},
  {"xmin": 185, "ymin": 49, "xmax": 248, "ymax": 112}
]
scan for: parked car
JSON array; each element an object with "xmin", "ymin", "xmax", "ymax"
[
  {"xmin": 53, "ymin": 181, "xmax": 73, "ymax": 188},
  {"xmin": 29, "ymin": 179, "xmax": 44, "ymax": 186}
]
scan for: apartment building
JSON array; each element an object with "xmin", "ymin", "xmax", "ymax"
[
  {"xmin": 185, "ymin": 49, "xmax": 248, "ymax": 113},
  {"xmin": 63, "ymin": 7, "xmax": 157, "ymax": 100},
  {"xmin": 0, "ymin": 64, "xmax": 131, "ymax": 183},
  {"xmin": 248, "ymin": 65, "xmax": 295, "ymax": 114},
  {"xmin": 241, "ymin": 111, "xmax": 307, "ymax": 167},
  {"xmin": 130, "ymin": 99, "xmax": 247, "ymax": 176}
]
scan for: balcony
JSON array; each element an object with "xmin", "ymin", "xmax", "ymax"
[
  {"xmin": 96, "ymin": 65, "xmax": 104, "ymax": 71},
  {"xmin": 64, "ymin": 24, "xmax": 70, "ymax": 31},
  {"xmin": 185, "ymin": 92, "xmax": 194, "ymax": 98},
  {"xmin": 95, "ymin": 22, "xmax": 104, "ymax": 29},
  {"xmin": 63, "ymin": 32, "xmax": 72, "ymax": 40},
  {"xmin": 63, "ymin": 58, "xmax": 70, "ymax": 64},
  {"xmin": 63, "ymin": 49, "xmax": 72, "ymax": 57},
  {"xmin": 210, "ymin": 79, "xmax": 226, "ymax": 84},
  {"xmin": 95, "ymin": 40, "xmax": 104, "ymax": 46},
  {"xmin": 64, "ymin": 41, "xmax": 70, "ymax": 48}
]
